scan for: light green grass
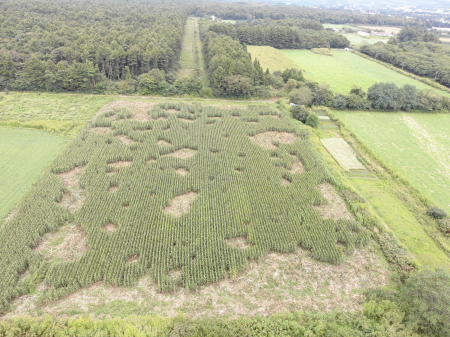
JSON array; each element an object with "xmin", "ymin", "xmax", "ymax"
[
  {"xmin": 352, "ymin": 178, "xmax": 450, "ymax": 269},
  {"xmin": 281, "ymin": 50, "xmax": 450, "ymax": 97},
  {"xmin": 248, "ymin": 46, "xmax": 302, "ymax": 72},
  {"xmin": 335, "ymin": 111, "xmax": 450, "ymax": 213},
  {"xmin": 178, "ymin": 17, "xmax": 196, "ymax": 77},
  {"xmin": 0, "ymin": 92, "xmax": 113, "ymax": 136},
  {"xmin": 344, "ymin": 34, "xmax": 386, "ymax": 46},
  {"xmin": 0, "ymin": 128, "xmax": 66, "ymax": 221},
  {"xmin": 221, "ymin": 20, "xmax": 236, "ymax": 24}
]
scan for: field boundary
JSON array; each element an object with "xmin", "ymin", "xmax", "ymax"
[
  {"xmin": 353, "ymin": 50, "xmax": 450, "ymax": 96},
  {"xmin": 327, "ymin": 110, "xmax": 450, "ymax": 260}
]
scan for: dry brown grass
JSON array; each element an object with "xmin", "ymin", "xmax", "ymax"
[
  {"xmin": 225, "ymin": 237, "xmax": 249, "ymax": 249},
  {"xmin": 157, "ymin": 140, "xmax": 172, "ymax": 146},
  {"xmin": 104, "ymin": 223, "xmax": 118, "ymax": 232},
  {"xmin": 178, "ymin": 118, "xmax": 196, "ymax": 123},
  {"xmin": 250, "ymin": 132, "xmax": 296, "ymax": 150},
  {"xmin": 281, "ymin": 178, "xmax": 291, "ymax": 186},
  {"xmin": 35, "ymin": 224, "xmax": 88, "ymax": 262},
  {"xmin": 6, "ymin": 244, "xmax": 389, "ymax": 319},
  {"xmin": 57, "ymin": 167, "xmax": 85, "ymax": 213},
  {"xmin": 126, "ymin": 255, "xmax": 139, "ymax": 264},
  {"xmin": 314, "ymin": 183, "xmax": 354, "ymax": 221},
  {"xmin": 116, "ymin": 135, "xmax": 135, "ymax": 145},
  {"xmin": 164, "ymin": 148, "xmax": 197, "ymax": 159},
  {"xmin": 163, "ymin": 191, "xmax": 198, "ymax": 217},
  {"xmin": 321, "ymin": 138, "xmax": 365, "ymax": 171},
  {"xmin": 176, "ymin": 168, "xmax": 189, "ymax": 176},
  {"xmin": 4, "ymin": 209, "xmax": 17, "ymax": 223},
  {"xmin": 289, "ymin": 157, "xmax": 305, "ymax": 174},
  {"xmin": 109, "ymin": 161, "xmax": 132, "ymax": 169},
  {"xmin": 108, "ymin": 185, "xmax": 119, "ymax": 193}
]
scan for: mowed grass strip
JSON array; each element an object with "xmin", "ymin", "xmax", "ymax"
[
  {"xmin": 248, "ymin": 46, "xmax": 302, "ymax": 72},
  {"xmin": 0, "ymin": 128, "xmax": 66, "ymax": 220},
  {"xmin": 335, "ymin": 111, "xmax": 450, "ymax": 214},
  {"xmin": 352, "ymin": 178, "xmax": 450, "ymax": 269},
  {"xmin": 0, "ymin": 92, "xmax": 113, "ymax": 136},
  {"xmin": 178, "ymin": 17, "xmax": 196, "ymax": 77},
  {"xmin": 281, "ymin": 50, "xmax": 450, "ymax": 96}
]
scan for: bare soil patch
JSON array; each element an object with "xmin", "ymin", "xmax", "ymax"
[
  {"xmin": 4, "ymin": 209, "xmax": 17, "ymax": 223},
  {"xmin": 176, "ymin": 168, "xmax": 189, "ymax": 176},
  {"xmin": 165, "ymin": 109, "xmax": 179, "ymax": 114},
  {"xmin": 57, "ymin": 167, "xmax": 85, "ymax": 213},
  {"xmin": 165, "ymin": 148, "xmax": 197, "ymax": 159},
  {"xmin": 163, "ymin": 191, "xmax": 198, "ymax": 217},
  {"xmin": 126, "ymin": 255, "xmax": 139, "ymax": 264},
  {"xmin": 281, "ymin": 178, "xmax": 291, "ymax": 186},
  {"xmin": 168, "ymin": 269, "xmax": 182, "ymax": 280},
  {"xmin": 7, "ymin": 245, "xmax": 389, "ymax": 319},
  {"xmin": 109, "ymin": 161, "xmax": 132, "ymax": 169},
  {"xmin": 116, "ymin": 135, "xmax": 134, "ymax": 145},
  {"xmin": 314, "ymin": 183, "xmax": 354, "ymax": 221},
  {"xmin": 289, "ymin": 156, "xmax": 305, "ymax": 173},
  {"xmin": 108, "ymin": 185, "xmax": 119, "ymax": 193},
  {"xmin": 178, "ymin": 118, "xmax": 196, "ymax": 123},
  {"xmin": 250, "ymin": 132, "xmax": 296, "ymax": 150},
  {"xmin": 35, "ymin": 224, "xmax": 88, "ymax": 262},
  {"xmin": 146, "ymin": 157, "xmax": 157, "ymax": 165},
  {"xmin": 104, "ymin": 223, "xmax": 118, "ymax": 232},
  {"xmin": 225, "ymin": 237, "xmax": 249, "ymax": 249},
  {"xmin": 90, "ymin": 127, "xmax": 112, "ymax": 134},
  {"xmin": 157, "ymin": 140, "xmax": 172, "ymax": 146},
  {"xmin": 95, "ymin": 101, "xmax": 154, "ymax": 121}
]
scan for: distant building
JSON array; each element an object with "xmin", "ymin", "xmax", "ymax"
[
  {"xmin": 358, "ymin": 31, "xmax": 370, "ymax": 36},
  {"xmin": 345, "ymin": 48, "xmax": 350, "ymax": 51},
  {"xmin": 333, "ymin": 28, "xmax": 340, "ymax": 32},
  {"xmin": 211, "ymin": 15, "xmax": 216, "ymax": 21},
  {"xmin": 432, "ymin": 27, "xmax": 450, "ymax": 32},
  {"xmin": 290, "ymin": 103, "xmax": 297, "ymax": 107},
  {"xmin": 371, "ymin": 31, "xmax": 387, "ymax": 36}
]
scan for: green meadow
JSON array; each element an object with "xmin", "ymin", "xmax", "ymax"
[
  {"xmin": 0, "ymin": 128, "xmax": 66, "ymax": 220},
  {"xmin": 248, "ymin": 46, "xmax": 303, "ymax": 72},
  {"xmin": 281, "ymin": 50, "xmax": 450, "ymax": 96},
  {"xmin": 335, "ymin": 111, "xmax": 450, "ymax": 213}
]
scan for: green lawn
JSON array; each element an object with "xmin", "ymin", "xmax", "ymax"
[
  {"xmin": 0, "ymin": 92, "xmax": 112, "ymax": 136},
  {"xmin": 335, "ymin": 111, "xmax": 450, "ymax": 213},
  {"xmin": 281, "ymin": 50, "xmax": 450, "ymax": 96},
  {"xmin": 352, "ymin": 178, "xmax": 450, "ymax": 269},
  {"xmin": 0, "ymin": 128, "xmax": 66, "ymax": 221}
]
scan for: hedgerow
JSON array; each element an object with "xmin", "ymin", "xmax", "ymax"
[{"xmin": 0, "ymin": 102, "xmax": 370, "ymax": 312}]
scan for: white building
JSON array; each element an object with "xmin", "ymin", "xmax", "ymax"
[
  {"xmin": 358, "ymin": 31, "xmax": 370, "ymax": 36},
  {"xmin": 432, "ymin": 27, "xmax": 450, "ymax": 32},
  {"xmin": 371, "ymin": 31, "xmax": 387, "ymax": 37}
]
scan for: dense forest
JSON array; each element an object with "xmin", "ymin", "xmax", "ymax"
[
  {"xmin": 208, "ymin": 22, "xmax": 350, "ymax": 49},
  {"xmin": 0, "ymin": 0, "xmax": 187, "ymax": 92},
  {"xmin": 361, "ymin": 42, "xmax": 450, "ymax": 88}
]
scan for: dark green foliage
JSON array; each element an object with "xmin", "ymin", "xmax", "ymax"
[
  {"xmin": 332, "ymin": 95, "xmax": 347, "ymax": 109},
  {"xmin": 0, "ymin": 0, "xmax": 186, "ymax": 92},
  {"xmin": 281, "ymin": 68, "xmax": 305, "ymax": 83},
  {"xmin": 306, "ymin": 112, "xmax": 319, "ymax": 128},
  {"xmin": 207, "ymin": 22, "xmax": 350, "ymax": 49},
  {"xmin": 399, "ymin": 269, "xmax": 450, "ymax": 336},
  {"xmin": 0, "ymin": 102, "xmax": 370, "ymax": 311},
  {"xmin": 289, "ymin": 87, "xmax": 313, "ymax": 106},
  {"xmin": 312, "ymin": 84, "xmax": 334, "ymax": 107},
  {"xmin": 361, "ymin": 42, "xmax": 450, "ymax": 88},
  {"xmin": 291, "ymin": 105, "xmax": 310, "ymax": 123},
  {"xmin": 396, "ymin": 26, "xmax": 440, "ymax": 43},
  {"xmin": 427, "ymin": 207, "xmax": 447, "ymax": 219},
  {"xmin": 367, "ymin": 82, "xmax": 400, "ymax": 110}
]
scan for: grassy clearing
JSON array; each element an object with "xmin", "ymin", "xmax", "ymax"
[
  {"xmin": 281, "ymin": 50, "xmax": 450, "ymax": 96},
  {"xmin": 335, "ymin": 111, "xmax": 450, "ymax": 213},
  {"xmin": 0, "ymin": 92, "xmax": 113, "ymax": 136},
  {"xmin": 247, "ymin": 46, "xmax": 302, "ymax": 72},
  {"xmin": 178, "ymin": 18, "xmax": 196, "ymax": 77},
  {"xmin": 357, "ymin": 26, "xmax": 402, "ymax": 35},
  {"xmin": 0, "ymin": 101, "xmax": 373, "ymax": 313},
  {"xmin": 352, "ymin": 178, "xmax": 450, "ymax": 269},
  {"xmin": 0, "ymin": 128, "xmax": 66, "ymax": 221}
]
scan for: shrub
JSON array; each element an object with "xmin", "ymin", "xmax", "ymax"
[
  {"xmin": 291, "ymin": 105, "xmax": 310, "ymax": 123},
  {"xmin": 427, "ymin": 207, "xmax": 447, "ymax": 219},
  {"xmin": 306, "ymin": 112, "xmax": 319, "ymax": 128},
  {"xmin": 289, "ymin": 87, "xmax": 313, "ymax": 106},
  {"xmin": 437, "ymin": 218, "xmax": 450, "ymax": 234},
  {"xmin": 400, "ymin": 269, "xmax": 450, "ymax": 336},
  {"xmin": 332, "ymin": 95, "xmax": 347, "ymax": 109}
]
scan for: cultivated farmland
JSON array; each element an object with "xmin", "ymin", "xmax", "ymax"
[
  {"xmin": 335, "ymin": 111, "xmax": 450, "ymax": 213},
  {"xmin": 0, "ymin": 101, "xmax": 371, "ymax": 313},
  {"xmin": 281, "ymin": 50, "xmax": 450, "ymax": 96},
  {"xmin": 0, "ymin": 128, "xmax": 66, "ymax": 221},
  {"xmin": 248, "ymin": 46, "xmax": 303, "ymax": 72}
]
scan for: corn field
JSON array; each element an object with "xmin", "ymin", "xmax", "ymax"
[{"xmin": 0, "ymin": 102, "xmax": 370, "ymax": 311}]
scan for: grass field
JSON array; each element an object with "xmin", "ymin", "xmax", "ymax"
[
  {"xmin": 0, "ymin": 93, "xmax": 112, "ymax": 136},
  {"xmin": 0, "ymin": 100, "xmax": 375, "ymax": 314},
  {"xmin": 0, "ymin": 128, "xmax": 66, "ymax": 221},
  {"xmin": 178, "ymin": 18, "xmax": 196, "ymax": 77},
  {"xmin": 357, "ymin": 25, "xmax": 401, "ymax": 35},
  {"xmin": 335, "ymin": 111, "xmax": 450, "ymax": 214},
  {"xmin": 281, "ymin": 50, "xmax": 450, "ymax": 96},
  {"xmin": 248, "ymin": 46, "xmax": 303, "ymax": 72},
  {"xmin": 352, "ymin": 178, "xmax": 450, "ymax": 269}
]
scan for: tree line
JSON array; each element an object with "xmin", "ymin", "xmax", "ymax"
[
  {"xmin": 208, "ymin": 22, "xmax": 350, "ymax": 49},
  {"xmin": 360, "ymin": 41, "xmax": 450, "ymax": 89}
]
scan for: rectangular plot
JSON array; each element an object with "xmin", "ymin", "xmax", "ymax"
[{"xmin": 321, "ymin": 138, "xmax": 365, "ymax": 171}]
